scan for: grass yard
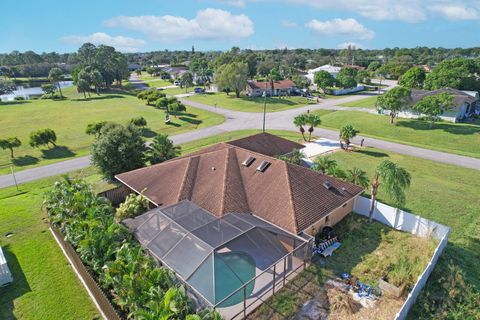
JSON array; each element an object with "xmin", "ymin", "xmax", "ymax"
[
  {"xmin": 179, "ymin": 129, "xmax": 307, "ymax": 155},
  {"xmin": 0, "ymin": 166, "xmax": 109, "ymax": 320},
  {"xmin": 312, "ymin": 110, "xmax": 480, "ymax": 158},
  {"xmin": 328, "ymin": 147, "xmax": 480, "ymax": 319},
  {"xmin": 0, "ymin": 86, "xmax": 224, "ymax": 175},
  {"xmin": 162, "ymin": 86, "xmax": 193, "ymax": 96},
  {"xmin": 185, "ymin": 92, "xmax": 315, "ymax": 112},
  {"xmin": 339, "ymin": 95, "xmax": 378, "ymax": 109}
]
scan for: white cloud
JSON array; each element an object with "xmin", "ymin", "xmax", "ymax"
[
  {"xmin": 60, "ymin": 32, "xmax": 145, "ymax": 52},
  {"xmin": 337, "ymin": 42, "xmax": 366, "ymax": 49},
  {"xmin": 281, "ymin": 20, "xmax": 297, "ymax": 28},
  {"xmin": 216, "ymin": 0, "xmax": 246, "ymax": 7},
  {"xmin": 217, "ymin": 0, "xmax": 480, "ymax": 22},
  {"xmin": 306, "ymin": 18, "xmax": 375, "ymax": 40},
  {"xmin": 428, "ymin": 4, "xmax": 479, "ymax": 20},
  {"xmin": 104, "ymin": 9, "xmax": 254, "ymax": 42}
]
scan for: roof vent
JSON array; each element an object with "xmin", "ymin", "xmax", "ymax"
[
  {"xmin": 256, "ymin": 160, "xmax": 271, "ymax": 172},
  {"xmin": 323, "ymin": 181, "xmax": 332, "ymax": 190},
  {"xmin": 242, "ymin": 156, "xmax": 256, "ymax": 167}
]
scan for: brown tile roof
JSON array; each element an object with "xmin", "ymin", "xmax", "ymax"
[
  {"xmin": 247, "ymin": 79, "xmax": 296, "ymax": 90},
  {"xmin": 116, "ymin": 135, "xmax": 363, "ymax": 234},
  {"xmin": 410, "ymin": 88, "xmax": 478, "ymax": 110}
]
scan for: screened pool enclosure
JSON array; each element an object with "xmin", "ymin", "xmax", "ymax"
[{"xmin": 124, "ymin": 200, "xmax": 309, "ymax": 310}]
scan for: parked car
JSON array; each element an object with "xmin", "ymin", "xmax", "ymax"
[
  {"xmin": 194, "ymin": 87, "xmax": 205, "ymax": 94},
  {"xmin": 174, "ymin": 80, "xmax": 181, "ymax": 86}
]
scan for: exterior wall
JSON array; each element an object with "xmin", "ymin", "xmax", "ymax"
[
  {"xmin": 303, "ymin": 197, "xmax": 356, "ymax": 236},
  {"xmin": 327, "ymin": 85, "xmax": 365, "ymax": 96}
]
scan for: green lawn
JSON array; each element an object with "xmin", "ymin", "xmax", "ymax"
[
  {"xmin": 162, "ymin": 86, "xmax": 192, "ymax": 96},
  {"xmin": 179, "ymin": 129, "xmax": 306, "ymax": 155},
  {"xmin": 185, "ymin": 92, "xmax": 315, "ymax": 112},
  {"xmin": 0, "ymin": 167, "xmax": 108, "ymax": 320},
  {"xmin": 328, "ymin": 148, "xmax": 480, "ymax": 318},
  {"xmin": 0, "ymin": 86, "xmax": 224, "ymax": 175},
  {"xmin": 312, "ymin": 110, "xmax": 480, "ymax": 158},
  {"xmin": 339, "ymin": 95, "xmax": 378, "ymax": 109},
  {"xmin": 145, "ymin": 79, "xmax": 173, "ymax": 88}
]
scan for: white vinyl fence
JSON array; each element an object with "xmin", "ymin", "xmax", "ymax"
[{"xmin": 353, "ymin": 196, "xmax": 450, "ymax": 320}]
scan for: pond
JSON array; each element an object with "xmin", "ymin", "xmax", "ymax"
[{"xmin": 0, "ymin": 81, "xmax": 74, "ymax": 101}]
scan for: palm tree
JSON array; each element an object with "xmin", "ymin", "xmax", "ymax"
[
  {"xmin": 294, "ymin": 114, "xmax": 308, "ymax": 141},
  {"xmin": 369, "ymin": 160, "xmax": 411, "ymax": 223},
  {"xmin": 339, "ymin": 124, "xmax": 359, "ymax": 150},
  {"xmin": 147, "ymin": 134, "xmax": 181, "ymax": 164},
  {"xmin": 346, "ymin": 167, "xmax": 370, "ymax": 188},
  {"xmin": 311, "ymin": 155, "xmax": 337, "ymax": 174},
  {"xmin": 306, "ymin": 113, "xmax": 321, "ymax": 142},
  {"xmin": 326, "ymin": 166, "xmax": 347, "ymax": 180},
  {"xmin": 277, "ymin": 148, "xmax": 305, "ymax": 165}
]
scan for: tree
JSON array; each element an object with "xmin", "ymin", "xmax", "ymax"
[
  {"xmin": 180, "ymin": 72, "xmax": 193, "ymax": 92},
  {"xmin": 91, "ymin": 124, "xmax": 146, "ymax": 180},
  {"xmin": 115, "ymin": 193, "xmax": 149, "ymax": 222},
  {"xmin": 130, "ymin": 116, "xmax": 147, "ymax": 128},
  {"xmin": 369, "ymin": 160, "xmax": 411, "ymax": 223},
  {"xmin": 292, "ymin": 75, "xmax": 309, "ymax": 89},
  {"xmin": 48, "ymin": 67, "xmax": 64, "ymax": 98},
  {"xmin": 424, "ymin": 57, "xmax": 480, "ymax": 91},
  {"xmin": 85, "ymin": 121, "xmax": 108, "ymax": 137},
  {"xmin": 0, "ymin": 79, "xmax": 15, "ymax": 95},
  {"xmin": 29, "ymin": 128, "xmax": 57, "ymax": 148},
  {"xmin": 137, "ymin": 89, "xmax": 165, "ymax": 106},
  {"xmin": 277, "ymin": 149, "xmax": 304, "ymax": 165},
  {"xmin": 215, "ymin": 61, "xmax": 249, "ymax": 98},
  {"xmin": 147, "ymin": 134, "xmax": 181, "ymax": 165},
  {"xmin": 413, "ymin": 92, "xmax": 454, "ymax": 128},
  {"xmin": 41, "ymin": 83, "xmax": 57, "ymax": 98},
  {"xmin": 76, "ymin": 78, "xmax": 90, "ymax": 98},
  {"xmin": 293, "ymin": 114, "xmax": 308, "ymax": 141},
  {"xmin": 376, "ymin": 86, "xmax": 411, "ymax": 123},
  {"xmin": 346, "ymin": 167, "xmax": 369, "ymax": 188},
  {"xmin": 90, "ymin": 69, "xmax": 104, "ymax": 95},
  {"xmin": 313, "ymin": 70, "xmax": 335, "ymax": 93},
  {"xmin": 311, "ymin": 155, "xmax": 337, "ymax": 174},
  {"xmin": 169, "ymin": 102, "xmax": 187, "ymax": 114},
  {"xmin": 398, "ymin": 66, "xmax": 426, "ymax": 89},
  {"xmin": 355, "ymin": 70, "xmax": 371, "ymax": 85},
  {"xmin": 339, "ymin": 124, "xmax": 358, "ymax": 150},
  {"xmin": 336, "ymin": 67, "xmax": 358, "ymax": 88},
  {"xmin": 325, "ymin": 166, "xmax": 347, "ymax": 180},
  {"xmin": 0, "ymin": 137, "xmax": 21, "ymax": 158},
  {"xmin": 305, "ymin": 113, "xmax": 321, "ymax": 142}
]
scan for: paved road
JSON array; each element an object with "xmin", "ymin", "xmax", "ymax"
[{"xmin": 1, "ymin": 79, "xmax": 479, "ymax": 189}]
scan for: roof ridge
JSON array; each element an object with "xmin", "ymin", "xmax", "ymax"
[
  {"xmin": 220, "ymin": 147, "xmax": 232, "ymax": 215},
  {"xmin": 283, "ymin": 161, "xmax": 300, "ymax": 233},
  {"xmin": 177, "ymin": 155, "xmax": 200, "ymax": 201}
]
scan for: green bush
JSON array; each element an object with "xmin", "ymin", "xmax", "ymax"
[
  {"xmin": 14, "ymin": 96, "xmax": 25, "ymax": 100},
  {"xmin": 115, "ymin": 193, "xmax": 149, "ymax": 221}
]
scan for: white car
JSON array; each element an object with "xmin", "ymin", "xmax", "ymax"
[{"xmin": 174, "ymin": 81, "xmax": 181, "ymax": 86}]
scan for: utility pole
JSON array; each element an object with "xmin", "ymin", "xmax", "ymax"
[
  {"xmin": 262, "ymin": 83, "xmax": 267, "ymax": 132},
  {"xmin": 10, "ymin": 166, "xmax": 18, "ymax": 191}
]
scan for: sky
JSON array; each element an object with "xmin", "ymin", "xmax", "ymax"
[{"xmin": 1, "ymin": 0, "xmax": 480, "ymax": 53}]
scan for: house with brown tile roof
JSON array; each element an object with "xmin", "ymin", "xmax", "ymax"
[
  {"xmin": 115, "ymin": 133, "xmax": 363, "ymax": 235},
  {"xmin": 245, "ymin": 79, "xmax": 296, "ymax": 97}
]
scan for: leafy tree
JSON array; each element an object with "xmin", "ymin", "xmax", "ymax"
[
  {"xmin": 398, "ymin": 66, "xmax": 426, "ymax": 89},
  {"xmin": 90, "ymin": 69, "xmax": 104, "ymax": 95},
  {"xmin": 48, "ymin": 67, "xmax": 64, "ymax": 98},
  {"xmin": 169, "ymin": 102, "xmax": 187, "ymax": 114},
  {"xmin": 346, "ymin": 167, "xmax": 370, "ymax": 188},
  {"xmin": 424, "ymin": 57, "xmax": 480, "ymax": 91},
  {"xmin": 311, "ymin": 155, "xmax": 337, "ymax": 174},
  {"xmin": 0, "ymin": 79, "xmax": 15, "ymax": 95},
  {"xmin": 86, "ymin": 121, "xmax": 109, "ymax": 137},
  {"xmin": 0, "ymin": 137, "xmax": 21, "ymax": 158},
  {"xmin": 292, "ymin": 74, "xmax": 309, "ymax": 89},
  {"xmin": 413, "ymin": 92, "xmax": 454, "ymax": 128},
  {"xmin": 29, "ymin": 128, "xmax": 57, "ymax": 148},
  {"xmin": 339, "ymin": 124, "xmax": 359, "ymax": 150},
  {"xmin": 147, "ymin": 134, "xmax": 181, "ymax": 165},
  {"xmin": 137, "ymin": 89, "xmax": 165, "ymax": 106},
  {"xmin": 180, "ymin": 71, "xmax": 194, "ymax": 91},
  {"xmin": 130, "ymin": 116, "xmax": 147, "ymax": 128},
  {"xmin": 293, "ymin": 114, "xmax": 308, "ymax": 141},
  {"xmin": 325, "ymin": 165, "xmax": 347, "ymax": 180},
  {"xmin": 305, "ymin": 113, "xmax": 321, "ymax": 142},
  {"xmin": 91, "ymin": 124, "xmax": 146, "ymax": 180},
  {"xmin": 369, "ymin": 160, "xmax": 411, "ymax": 222},
  {"xmin": 41, "ymin": 83, "xmax": 58, "ymax": 98},
  {"xmin": 115, "ymin": 193, "xmax": 149, "ymax": 221},
  {"xmin": 215, "ymin": 61, "xmax": 249, "ymax": 98},
  {"xmin": 314, "ymin": 70, "xmax": 335, "ymax": 93},
  {"xmin": 376, "ymin": 86, "xmax": 411, "ymax": 123},
  {"xmin": 277, "ymin": 149, "xmax": 305, "ymax": 165},
  {"xmin": 76, "ymin": 78, "xmax": 90, "ymax": 98},
  {"xmin": 336, "ymin": 67, "xmax": 358, "ymax": 88},
  {"xmin": 355, "ymin": 70, "xmax": 371, "ymax": 84}
]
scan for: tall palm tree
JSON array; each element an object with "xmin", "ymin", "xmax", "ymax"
[
  {"xmin": 369, "ymin": 160, "xmax": 411, "ymax": 223},
  {"xmin": 277, "ymin": 148, "xmax": 305, "ymax": 165},
  {"xmin": 306, "ymin": 113, "xmax": 321, "ymax": 142},
  {"xmin": 293, "ymin": 114, "xmax": 308, "ymax": 141},
  {"xmin": 326, "ymin": 166, "xmax": 347, "ymax": 180},
  {"xmin": 311, "ymin": 155, "xmax": 337, "ymax": 174},
  {"xmin": 147, "ymin": 134, "xmax": 181, "ymax": 164},
  {"xmin": 346, "ymin": 167, "xmax": 370, "ymax": 188},
  {"xmin": 339, "ymin": 124, "xmax": 359, "ymax": 150}
]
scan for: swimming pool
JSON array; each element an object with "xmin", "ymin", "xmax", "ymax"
[{"xmin": 215, "ymin": 251, "xmax": 256, "ymax": 307}]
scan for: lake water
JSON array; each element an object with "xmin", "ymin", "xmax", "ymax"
[{"xmin": 0, "ymin": 81, "xmax": 74, "ymax": 101}]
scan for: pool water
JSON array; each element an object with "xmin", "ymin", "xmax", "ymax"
[{"xmin": 215, "ymin": 251, "xmax": 256, "ymax": 307}]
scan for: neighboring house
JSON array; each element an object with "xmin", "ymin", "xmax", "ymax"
[
  {"xmin": 116, "ymin": 133, "xmax": 363, "ymax": 237},
  {"xmin": 127, "ymin": 63, "xmax": 141, "ymax": 71},
  {"xmin": 305, "ymin": 64, "xmax": 342, "ymax": 83},
  {"xmin": 408, "ymin": 88, "xmax": 478, "ymax": 122},
  {"xmin": 0, "ymin": 246, "xmax": 13, "ymax": 287},
  {"xmin": 245, "ymin": 79, "xmax": 296, "ymax": 97},
  {"xmin": 342, "ymin": 64, "xmax": 365, "ymax": 71},
  {"xmin": 161, "ymin": 65, "xmax": 189, "ymax": 79}
]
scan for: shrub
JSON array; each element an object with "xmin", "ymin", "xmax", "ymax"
[
  {"xmin": 14, "ymin": 96, "xmax": 25, "ymax": 100},
  {"xmin": 129, "ymin": 116, "xmax": 147, "ymax": 128},
  {"xmin": 115, "ymin": 193, "xmax": 149, "ymax": 221}
]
